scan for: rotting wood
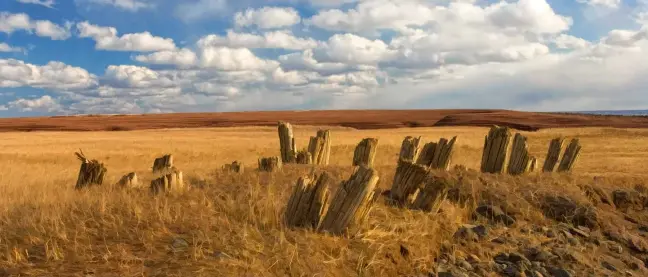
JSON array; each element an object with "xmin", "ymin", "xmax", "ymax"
[
  {"xmin": 416, "ymin": 137, "xmax": 457, "ymax": 170},
  {"xmin": 389, "ymin": 160, "xmax": 429, "ymax": 207},
  {"xmin": 410, "ymin": 175, "xmax": 452, "ymax": 213},
  {"xmin": 74, "ymin": 150, "xmax": 107, "ymax": 189},
  {"xmin": 150, "ymin": 169, "xmax": 185, "ymax": 195},
  {"xmin": 278, "ymin": 122, "xmax": 297, "ymax": 164},
  {"xmin": 480, "ymin": 126, "xmax": 512, "ymax": 174},
  {"xmin": 296, "ymin": 150, "xmax": 313, "ymax": 165},
  {"xmin": 307, "ymin": 130, "xmax": 331, "ymax": 165},
  {"xmin": 258, "ymin": 156, "xmax": 282, "ymax": 172},
  {"xmin": 543, "ymin": 137, "xmax": 564, "ymax": 172},
  {"xmin": 152, "ymin": 154, "xmax": 173, "ymax": 174},
  {"xmin": 223, "ymin": 161, "xmax": 244, "ymax": 173},
  {"xmin": 116, "ymin": 172, "xmax": 139, "ymax": 188},
  {"xmin": 399, "ymin": 136, "xmax": 422, "ymax": 162},
  {"xmin": 507, "ymin": 133, "xmax": 536, "ymax": 175},
  {"xmin": 353, "ymin": 138, "xmax": 378, "ymax": 167},
  {"xmin": 318, "ymin": 165, "xmax": 380, "ymax": 235},
  {"xmin": 416, "ymin": 142, "xmax": 437, "ymax": 166},
  {"xmin": 284, "ymin": 172, "xmax": 331, "ymax": 229},
  {"xmin": 557, "ymin": 138, "xmax": 582, "ymax": 173}
]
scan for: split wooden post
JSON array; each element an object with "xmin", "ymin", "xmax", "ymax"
[
  {"xmin": 399, "ymin": 136, "xmax": 422, "ymax": 162},
  {"xmin": 296, "ymin": 150, "xmax": 313, "ymax": 165},
  {"xmin": 116, "ymin": 172, "xmax": 139, "ymax": 188},
  {"xmin": 416, "ymin": 137, "xmax": 458, "ymax": 170},
  {"xmin": 150, "ymin": 169, "xmax": 185, "ymax": 195},
  {"xmin": 557, "ymin": 138, "xmax": 582, "ymax": 173},
  {"xmin": 543, "ymin": 137, "xmax": 564, "ymax": 172},
  {"xmin": 389, "ymin": 160, "xmax": 429, "ymax": 206},
  {"xmin": 258, "ymin": 156, "xmax": 282, "ymax": 172},
  {"xmin": 307, "ymin": 130, "xmax": 331, "ymax": 165},
  {"xmin": 507, "ymin": 133, "xmax": 536, "ymax": 175},
  {"xmin": 278, "ymin": 122, "xmax": 296, "ymax": 164},
  {"xmin": 480, "ymin": 126, "xmax": 512, "ymax": 174},
  {"xmin": 152, "ymin": 154, "xmax": 173, "ymax": 174},
  {"xmin": 353, "ymin": 138, "xmax": 378, "ymax": 167},
  {"xmin": 284, "ymin": 172, "xmax": 331, "ymax": 229},
  {"xmin": 318, "ymin": 165, "xmax": 380, "ymax": 235},
  {"xmin": 410, "ymin": 176, "xmax": 452, "ymax": 213},
  {"xmin": 223, "ymin": 161, "xmax": 244, "ymax": 173},
  {"xmin": 74, "ymin": 151, "xmax": 107, "ymax": 189}
]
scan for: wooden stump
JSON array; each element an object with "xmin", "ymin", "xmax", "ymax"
[
  {"xmin": 74, "ymin": 151, "xmax": 107, "ymax": 189},
  {"xmin": 480, "ymin": 126, "xmax": 512, "ymax": 174},
  {"xmin": 507, "ymin": 133, "xmax": 536, "ymax": 175},
  {"xmin": 416, "ymin": 137, "xmax": 457, "ymax": 170},
  {"xmin": 150, "ymin": 169, "xmax": 185, "ymax": 195},
  {"xmin": 543, "ymin": 137, "xmax": 564, "ymax": 172},
  {"xmin": 318, "ymin": 166, "xmax": 380, "ymax": 235},
  {"xmin": 389, "ymin": 160, "xmax": 429, "ymax": 206},
  {"xmin": 258, "ymin": 156, "xmax": 282, "ymax": 172},
  {"xmin": 116, "ymin": 172, "xmax": 139, "ymax": 188},
  {"xmin": 284, "ymin": 172, "xmax": 331, "ymax": 229},
  {"xmin": 410, "ymin": 176, "xmax": 452, "ymax": 213},
  {"xmin": 152, "ymin": 154, "xmax": 173, "ymax": 174},
  {"xmin": 223, "ymin": 161, "xmax": 244, "ymax": 173},
  {"xmin": 353, "ymin": 138, "xmax": 378, "ymax": 167},
  {"xmin": 399, "ymin": 136, "xmax": 422, "ymax": 162},
  {"xmin": 296, "ymin": 150, "xmax": 313, "ymax": 165},
  {"xmin": 308, "ymin": 130, "xmax": 331, "ymax": 165},
  {"xmin": 278, "ymin": 122, "xmax": 296, "ymax": 164},
  {"xmin": 557, "ymin": 138, "xmax": 582, "ymax": 173}
]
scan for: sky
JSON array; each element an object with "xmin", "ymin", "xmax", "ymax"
[{"xmin": 0, "ymin": 0, "xmax": 647, "ymax": 117}]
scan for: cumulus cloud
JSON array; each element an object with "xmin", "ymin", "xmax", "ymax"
[
  {"xmin": 576, "ymin": 0, "xmax": 622, "ymax": 9},
  {"xmin": 197, "ymin": 29, "xmax": 319, "ymax": 50},
  {"xmin": 16, "ymin": 0, "xmax": 56, "ymax": 8},
  {"xmin": 77, "ymin": 0, "xmax": 153, "ymax": 11},
  {"xmin": 0, "ymin": 12, "xmax": 71, "ymax": 40},
  {"xmin": 76, "ymin": 21, "xmax": 176, "ymax": 52},
  {"xmin": 0, "ymin": 43, "xmax": 25, "ymax": 53},
  {"xmin": 0, "ymin": 59, "xmax": 97, "ymax": 89},
  {"xmin": 198, "ymin": 46, "xmax": 278, "ymax": 71},
  {"xmin": 174, "ymin": 0, "xmax": 227, "ymax": 22},
  {"xmin": 234, "ymin": 7, "xmax": 301, "ymax": 29},
  {"xmin": 134, "ymin": 48, "xmax": 198, "ymax": 68},
  {"xmin": 7, "ymin": 95, "xmax": 61, "ymax": 112}
]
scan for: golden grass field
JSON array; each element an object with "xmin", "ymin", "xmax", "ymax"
[{"xmin": 0, "ymin": 126, "xmax": 647, "ymax": 276}]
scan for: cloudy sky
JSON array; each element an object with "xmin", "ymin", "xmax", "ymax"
[{"xmin": 0, "ymin": 0, "xmax": 646, "ymax": 117}]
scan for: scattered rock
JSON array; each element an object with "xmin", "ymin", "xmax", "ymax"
[
  {"xmin": 540, "ymin": 195, "xmax": 599, "ymax": 229},
  {"xmin": 580, "ymin": 184, "xmax": 613, "ymax": 206},
  {"xmin": 454, "ymin": 225, "xmax": 479, "ymax": 242},
  {"xmin": 525, "ymin": 270, "xmax": 544, "ymax": 277},
  {"xmin": 457, "ymin": 259, "xmax": 473, "ymax": 271},
  {"xmin": 602, "ymin": 261, "xmax": 618, "ymax": 272},
  {"xmin": 492, "ymin": 237, "xmax": 507, "ymax": 244},
  {"xmin": 547, "ymin": 267, "xmax": 572, "ymax": 277},
  {"xmin": 613, "ymin": 190, "xmax": 644, "ymax": 211},
  {"xmin": 624, "ymin": 256, "xmax": 644, "ymax": 271},
  {"xmin": 569, "ymin": 226, "xmax": 591, "ymax": 238},
  {"xmin": 400, "ymin": 245, "xmax": 410, "ymax": 258},
  {"xmin": 171, "ymin": 237, "xmax": 189, "ymax": 252},
  {"xmin": 475, "ymin": 205, "xmax": 516, "ymax": 226},
  {"xmin": 607, "ymin": 242, "xmax": 624, "ymax": 254},
  {"xmin": 529, "ymin": 249, "xmax": 556, "ymax": 262}
]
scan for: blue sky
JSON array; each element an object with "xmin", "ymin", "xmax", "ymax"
[{"xmin": 0, "ymin": 0, "xmax": 647, "ymax": 117}]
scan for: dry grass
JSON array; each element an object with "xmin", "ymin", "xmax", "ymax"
[{"xmin": 0, "ymin": 126, "xmax": 647, "ymax": 276}]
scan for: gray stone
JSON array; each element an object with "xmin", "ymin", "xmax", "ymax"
[
  {"xmin": 602, "ymin": 261, "xmax": 617, "ymax": 272},
  {"xmin": 475, "ymin": 205, "xmax": 516, "ymax": 226},
  {"xmin": 548, "ymin": 267, "xmax": 572, "ymax": 277}
]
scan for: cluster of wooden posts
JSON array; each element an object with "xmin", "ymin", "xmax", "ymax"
[{"xmin": 73, "ymin": 123, "xmax": 582, "ymax": 236}]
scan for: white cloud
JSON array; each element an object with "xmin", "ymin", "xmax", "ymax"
[
  {"xmin": 198, "ymin": 46, "xmax": 278, "ymax": 71},
  {"xmin": 316, "ymin": 33, "xmax": 394, "ymax": 65},
  {"xmin": 0, "ymin": 59, "xmax": 97, "ymax": 89},
  {"xmin": 16, "ymin": 0, "xmax": 56, "ymax": 8},
  {"xmin": 0, "ymin": 12, "xmax": 71, "ymax": 40},
  {"xmin": 7, "ymin": 95, "xmax": 61, "ymax": 112},
  {"xmin": 197, "ymin": 29, "xmax": 319, "ymax": 50},
  {"xmin": 0, "ymin": 43, "xmax": 25, "ymax": 53},
  {"xmin": 234, "ymin": 7, "xmax": 301, "ymax": 29},
  {"xmin": 134, "ymin": 48, "xmax": 198, "ymax": 68},
  {"xmin": 103, "ymin": 65, "xmax": 175, "ymax": 88},
  {"xmin": 76, "ymin": 21, "xmax": 176, "ymax": 52},
  {"xmin": 576, "ymin": 0, "xmax": 622, "ymax": 9},
  {"xmin": 174, "ymin": 0, "xmax": 227, "ymax": 22},
  {"xmin": 79, "ymin": 0, "xmax": 153, "ymax": 11},
  {"xmin": 552, "ymin": 34, "xmax": 591, "ymax": 50}
]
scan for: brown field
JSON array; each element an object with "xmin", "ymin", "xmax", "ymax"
[
  {"xmin": 1, "ymin": 126, "xmax": 648, "ymax": 276},
  {"xmin": 2, "ymin": 109, "xmax": 648, "ymax": 132}
]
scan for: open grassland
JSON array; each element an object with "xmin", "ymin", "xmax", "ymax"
[{"xmin": 1, "ymin": 126, "xmax": 648, "ymax": 276}]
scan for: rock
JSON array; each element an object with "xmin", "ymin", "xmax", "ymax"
[
  {"xmin": 508, "ymin": 252, "xmax": 532, "ymax": 266},
  {"xmin": 400, "ymin": 245, "xmax": 410, "ymax": 258},
  {"xmin": 502, "ymin": 266, "xmax": 523, "ymax": 277},
  {"xmin": 613, "ymin": 190, "xmax": 644, "ymax": 211},
  {"xmin": 525, "ymin": 270, "xmax": 544, "ymax": 277},
  {"xmin": 532, "ymin": 250, "xmax": 556, "ymax": 262},
  {"xmin": 458, "ymin": 259, "xmax": 473, "ymax": 271},
  {"xmin": 569, "ymin": 226, "xmax": 591, "ymax": 238},
  {"xmin": 540, "ymin": 196, "xmax": 599, "ymax": 229},
  {"xmin": 580, "ymin": 185, "xmax": 613, "ymax": 206},
  {"xmin": 171, "ymin": 237, "xmax": 189, "ymax": 252},
  {"xmin": 639, "ymin": 226, "xmax": 648, "ymax": 233},
  {"xmin": 547, "ymin": 267, "xmax": 572, "ymax": 277},
  {"xmin": 628, "ymin": 235, "xmax": 648, "ymax": 253},
  {"xmin": 494, "ymin": 253, "xmax": 510, "ymax": 264},
  {"xmin": 492, "ymin": 237, "xmax": 507, "ymax": 244},
  {"xmin": 602, "ymin": 261, "xmax": 618, "ymax": 272},
  {"xmin": 475, "ymin": 205, "xmax": 516, "ymax": 226},
  {"xmin": 454, "ymin": 226, "xmax": 479, "ymax": 242},
  {"xmin": 472, "ymin": 225, "xmax": 488, "ymax": 238},
  {"xmin": 468, "ymin": 254, "xmax": 482, "ymax": 263},
  {"xmin": 546, "ymin": 230, "xmax": 557, "ymax": 238}
]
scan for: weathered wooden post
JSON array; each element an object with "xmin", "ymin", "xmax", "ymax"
[
  {"xmin": 410, "ymin": 176, "xmax": 452, "ymax": 213},
  {"xmin": 258, "ymin": 156, "xmax": 282, "ymax": 172},
  {"xmin": 416, "ymin": 137, "xmax": 457, "ymax": 170},
  {"xmin": 116, "ymin": 172, "xmax": 139, "ymax": 188},
  {"xmin": 318, "ymin": 166, "xmax": 380, "ymax": 235},
  {"xmin": 353, "ymin": 138, "xmax": 378, "ymax": 167},
  {"xmin": 399, "ymin": 136, "xmax": 422, "ymax": 162},
  {"xmin": 278, "ymin": 122, "xmax": 296, "ymax": 164},
  {"xmin": 223, "ymin": 161, "xmax": 244, "ymax": 173},
  {"xmin": 284, "ymin": 172, "xmax": 331, "ymax": 229},
  {"xmin": 543, "ymin": 137, "xmax": 564, "ymax": 172},
  {"xmin": 557, "ymin": 138, "xmax": 581, "ymax": 172},
  {"xmin": 480, "ymin": 126, "xmax": 512, "ymax": 173},
  {"xmin": 150, "ymin": 169, "xmax": 185, "ymax": 195},
  {"xmin": 74, "ymin": 151, "xmax": 107, "ymax": 189},
  {"xmin": 152, "ymin": 154, "xmax": 173, "ymax": 174},
  {"xmin": 507, "ymin": 133, "xmax": 536, "ymax": 175},
  {"xmin": 389, "ymin": 160, "xmax": 429, "ymax": 206},
  {"xmin": 296, "ymin": 150, "xmax": 313, "ymax": 165},
  {"xmin": 307, "ymin": 130, "xmax": 331, "ymax": 165}
]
